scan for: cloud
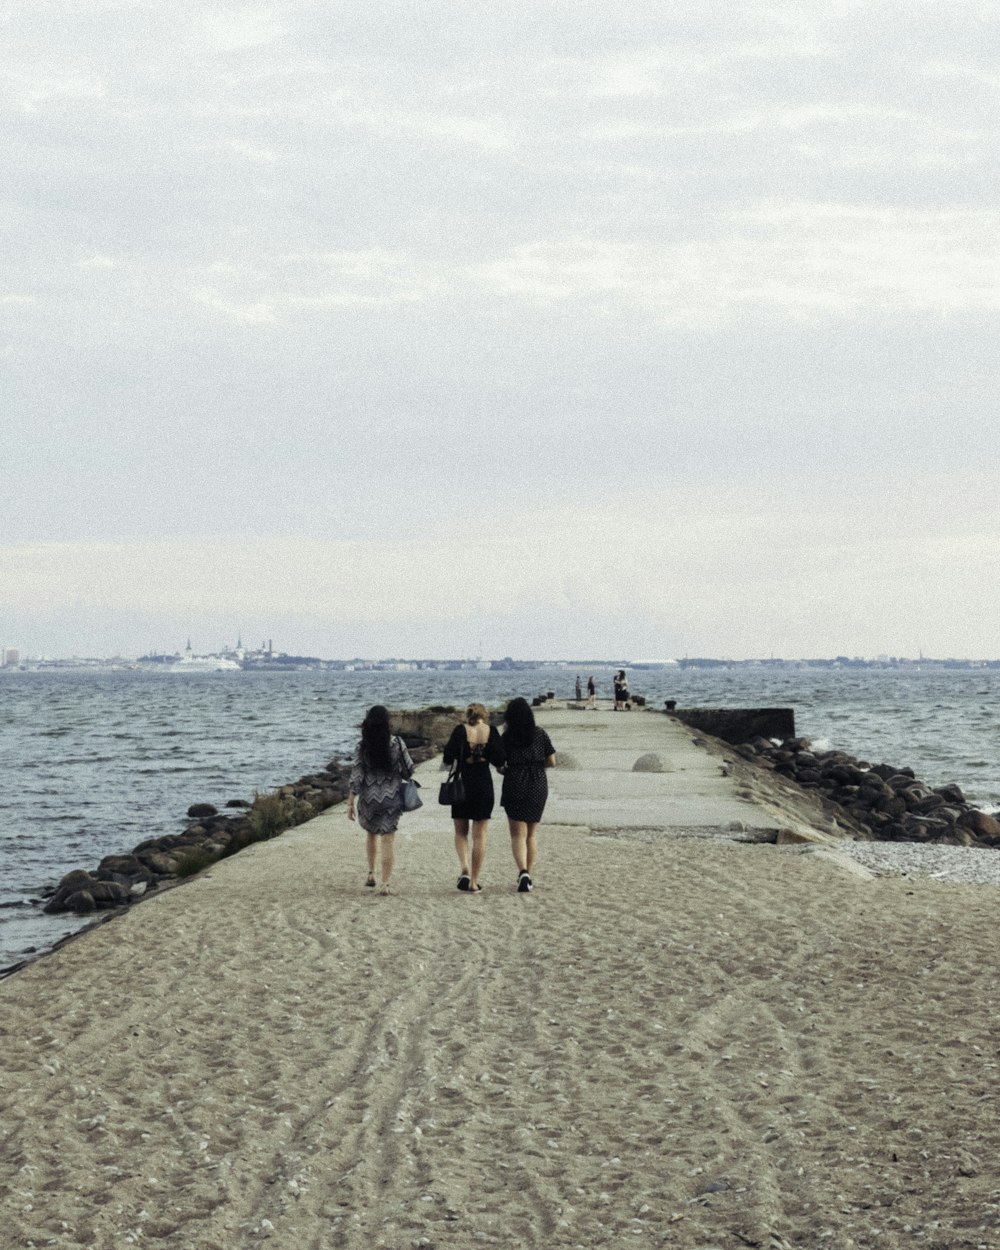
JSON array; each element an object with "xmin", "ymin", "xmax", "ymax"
[
  {"xmin": 4, "ymin": 479, "xmax": 1000, "ymax": 658},
  {"xmin": 471, "ymin": 204, "xmax": 1000, "ymax": 319},
  {"xmin": 7, "ymin": 70, "xmax": 106, "ymax": 112},
  {"xmin": 191, "ymin": 287, "xmax": 276, "ymax": 323},
  {"xmin": 189, "ymin": 7, "xmax": 288, "ymax": 53},
  {"xmin": 5, "ymin": 0, "xmax": 1000, "ymax": 659}
]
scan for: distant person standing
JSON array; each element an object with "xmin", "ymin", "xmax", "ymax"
[
  {"xmin": 575, "ymin": 675, "xmax": 582, "ymax": 701},
  {"xmin": 613, "ymin": 669, "xmax": 630, "ymax": 711},
  {"xmin": 587, "ymin": 675, "xmax": 596, "ymax": 708},
  {"xmin": 347, "ymin": 705, "xmax": 415, "ymax": 895}
]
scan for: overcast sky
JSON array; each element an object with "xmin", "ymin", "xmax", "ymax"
[{"xmin": 3, "ymin": 1, "xmax": 999, "ymax": 660}]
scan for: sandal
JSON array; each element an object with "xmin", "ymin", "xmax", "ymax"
[
  {"xmin": 457, "ymin": 874, "xmax": 471, "ymax": 891},
  {"xmin": 365, "ymin": 873, "xmax": 376, "ymax": 888},
  {"xmin": 517, "ymin": 871, "xmax": 533, "ymax": 893},
  {"xmin": 377, "ymin": 883, "xmax": 396, "ymax": 896}
]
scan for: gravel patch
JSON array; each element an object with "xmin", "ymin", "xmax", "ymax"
[
  {"xmin": 592, "ymin": 821, "xmax": 1000, "ymax": 885},
  {"xmin": 827, "ymin": 839, "xmax": 1000, "ymax": 887}
]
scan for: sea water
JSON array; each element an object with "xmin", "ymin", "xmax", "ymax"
[{"xmin": 2, "ymin": 665, "xmax": 1000, "ymax": 970}]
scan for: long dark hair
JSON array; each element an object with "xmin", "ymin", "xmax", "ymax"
[
  {"xmin": 360, "ymin": 705, "xmax": 393, "ymax": 771},
  {"xmin": 502, "ymin": 697, "xmax": 536, "ymax": 749}
]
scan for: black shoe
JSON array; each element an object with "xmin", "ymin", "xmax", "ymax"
[
  {"xmin": 457, "ymin": 874, "xmax": 471, "ymax": 891},
  {"xmin": 517, "ymin": 871, "xmax": 533, "ymax": 892}
]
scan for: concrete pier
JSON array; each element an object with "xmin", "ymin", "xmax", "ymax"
[{"xmin": 2, "ymin": 705, "xmax": 995, "ymax": 1250}]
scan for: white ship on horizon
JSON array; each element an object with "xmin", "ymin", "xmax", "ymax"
[{"xmin": 169, "ymin": 640, "xmax": 241, "ymax": 672}]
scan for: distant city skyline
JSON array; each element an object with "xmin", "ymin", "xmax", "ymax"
[{"xmin": 5, "ymin": 642, "xmax": 1000, "ymax": 672}]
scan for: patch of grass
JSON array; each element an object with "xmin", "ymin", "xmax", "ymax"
[
  {"xmin": 249, "ymin": 792, "xmax": 315, "ymax": 839},
  {"xmin": 250, "ymin": 792, "xmax": 294, "ymax": 841},
  {"xmin": 174, "ymin": 847, "xmax": 217, "ymax": 878},
  {"xmin": 173, "ymin": 790, "xmax": 320, "ymax": 876}
]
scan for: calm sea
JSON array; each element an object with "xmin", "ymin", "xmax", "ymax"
[{"xmin": 2, "ymin": 665, "xmax": 1000, "ymax": 970}]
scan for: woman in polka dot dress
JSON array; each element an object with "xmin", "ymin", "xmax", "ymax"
[{"xmin": 499, "ymin": 697, "xmax": 556, "ymax": 893}]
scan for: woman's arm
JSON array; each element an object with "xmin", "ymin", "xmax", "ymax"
[
  {"xmin": 442, "ymin": 724, "xmax": 463, "ymax": 765},
  {"xmin": 487, "ymin": 725, "xmax": 507, "ymax": 770},
  {"xmin": 397, "ymin": 737, "xmax": 415, "ymax": 778}
]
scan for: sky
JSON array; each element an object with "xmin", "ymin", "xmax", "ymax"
[{"xmin": 3, "ymin": 0, "xmax": 1000, "ymax": 661}]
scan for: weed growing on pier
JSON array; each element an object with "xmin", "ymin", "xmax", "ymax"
[
  {"xmin": 173, "ymin": 793, "xmax": 317, "ymax": 878},
  {"xmin": 247, "ymin": 793, "xmax": 314, "ymax": 842},
  {"xmin": 174, "ymin": 847, "xmax": 216, "ymax": 878}
]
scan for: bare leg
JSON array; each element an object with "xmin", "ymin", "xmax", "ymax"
[
  {"xmin": 453, "ymin": 818, "xmax": 471, "ymax": 885},
  {"xmin": 469, "ymin": 819, "xmax": 489, "ymax": 890},
  {"xmin": 525, "ymin": 822, "xmax": 539, "ymax": 875},
  {"xmin": 366, "ymin": 833, "xmax": 378, "ymax": 882},
  {"xmin": 508, "ymin": 819, "xmax": 528, "ymax": 873},
  {"xmin": 378, "ymin": 832, "xmax": 396, "ymax": 892}
]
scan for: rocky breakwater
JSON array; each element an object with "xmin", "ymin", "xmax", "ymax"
[
  {"xmin": 33, "ymin": 735, "xmax": 382, "ymax": 921},
  {"xmin": 42, "ymin": 768, "xmax": 348, "ymax": 917},
  {"xmin": 735, "ymin": 736, "xmax": 1000, "ymax": 848},
  {"xmin": 42, "ymin": 729, "xmax": 438, "ymax": 918}
]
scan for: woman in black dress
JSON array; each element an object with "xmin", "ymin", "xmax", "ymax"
[
  {"xmin": 442, "ymin": 703, "xmax": 506, "ymax": 892},
  {"xmin": 500, "ymin": 697, "xmax": 556, "ymax": 893},
  {"xmin": 613, "ymin": 669, "xmax": 629, "ymax": 710}
]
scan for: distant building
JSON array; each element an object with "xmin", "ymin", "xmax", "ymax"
[{"xmin": 3, "ymin": 649, "xmax": 20, "ymax": 668}]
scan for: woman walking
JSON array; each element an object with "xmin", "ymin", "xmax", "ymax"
[
  {"xmin": 347, "ymin": 705, "xmax": 415, "ymax": 895},
  {"xmin": 500, "ymin": 697, "xmax": 556, "ymax": 893},
  {"xmin": 442, "ymin": 703, "xmax": 506, "ymax": 892}
]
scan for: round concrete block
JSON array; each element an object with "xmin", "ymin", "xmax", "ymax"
[{"xmin": 633, "ymin": 753, "xmax": 671, "ymax": 773}]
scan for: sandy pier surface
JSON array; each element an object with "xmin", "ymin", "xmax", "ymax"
[{"xmin": 3, "ymin": 707, "xmax": 1000, "ymax": 1249}]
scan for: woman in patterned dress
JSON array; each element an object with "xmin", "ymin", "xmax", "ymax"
[
  {"xmin": 499, "ymin": 697, "xmax": 556, "ymax": 893},
  {"xmin": 347, "ymin": 705, "xmax": 415, "ymax": 895}
]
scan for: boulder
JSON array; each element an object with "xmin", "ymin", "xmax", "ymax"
[
  {"xmin": 135, "ymin": 850, "xmax": 181, "ymax": 876},
  {"xmin": 966, "ymin": 809, "xmax": 1000, "ymax": 840},
  {"xmin": 186, "ymin": 803, "xmax": 218, "ymax": 819},
  {"xmin": 87, "ymin": 880, "xmax": 131, "ymax": 906},
  {"xmin": 97, "ymin": 854, "xmax": 151, "ymax": 881},
  {"xmin": 311, "ymin": 789, "xmax": 340, "ymax": 809},
  {"xmin": 62, "ymin": 890, "xmax": 96, "ymax": 914},
  {"xmin": 868, "ymin": 763, "xmax": 899, "ymax": 781},
  {"xmin": 52, "ymin": 869, "xmax": 95, "ymax": 894},
  {"xmin": 43, "ymin": 874, "xmax": 95, "ymax": 913}
]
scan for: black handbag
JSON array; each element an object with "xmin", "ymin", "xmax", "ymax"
[{"xmin": 438, "ymin": 762, "xmax": 466, "ymax": 805}]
